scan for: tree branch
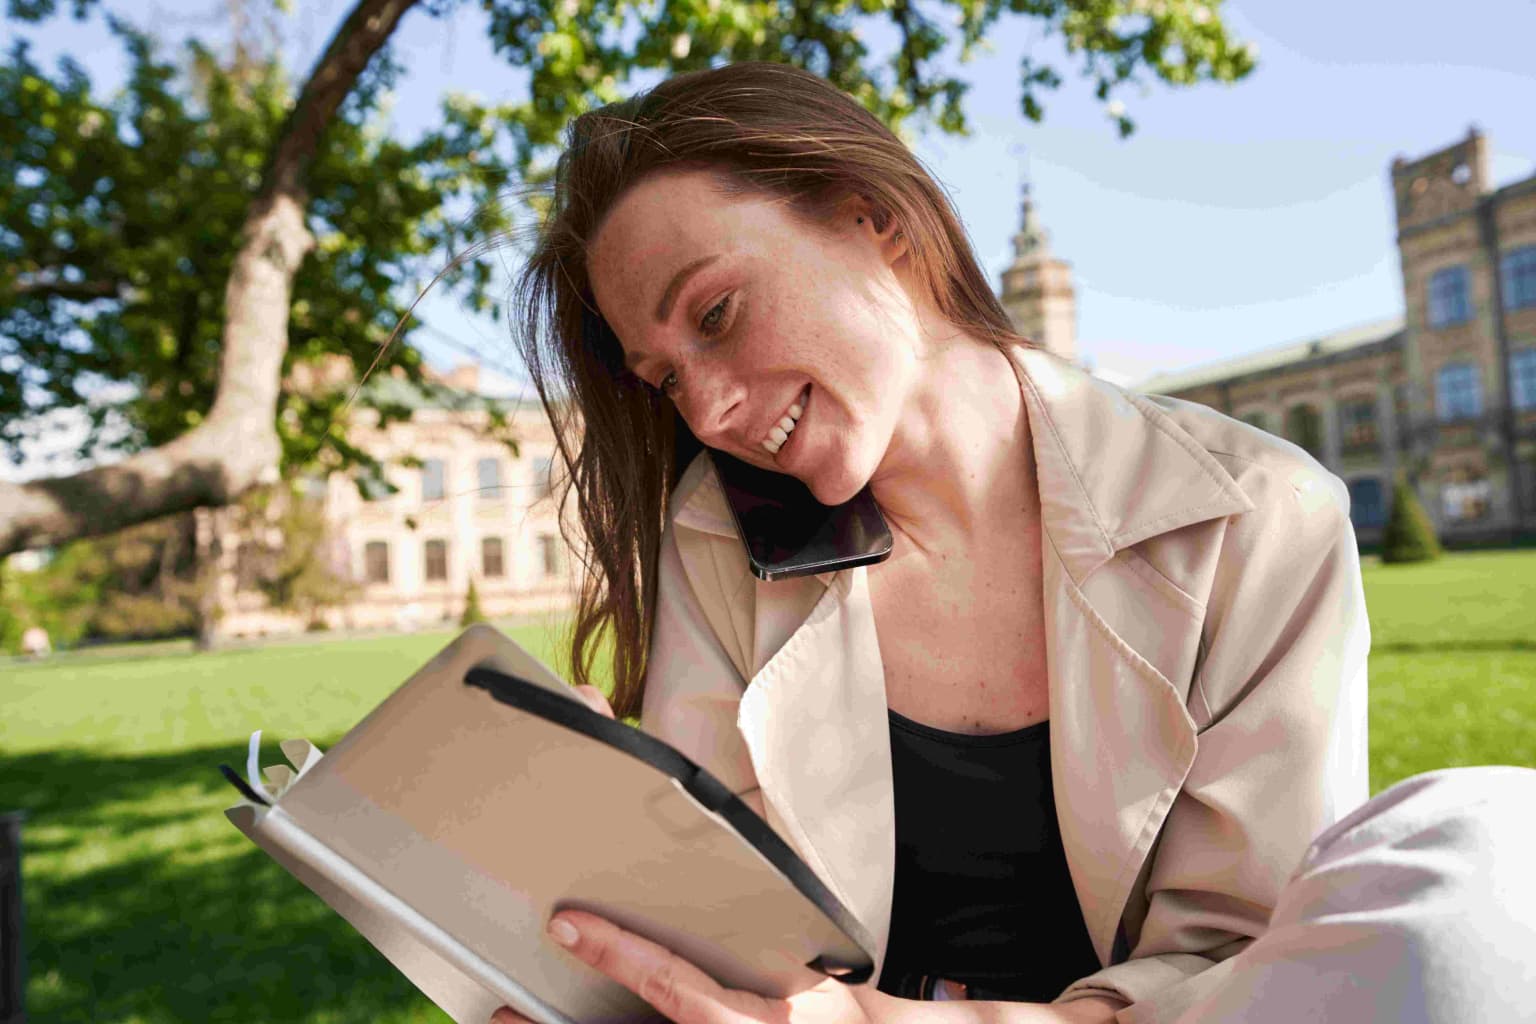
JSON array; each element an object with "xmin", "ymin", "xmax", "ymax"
[
  {"xmin": 9, "ymin": 276, "xmax": 125, "ymax": 301},
  {"xmin": 0, "ymin": 0, "xmax": 422, "ymax": 557}
]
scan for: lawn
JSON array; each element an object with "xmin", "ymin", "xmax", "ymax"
[{"xmin": 2, "ymin": 552, "xmax": 1534, "ymax": 1023}]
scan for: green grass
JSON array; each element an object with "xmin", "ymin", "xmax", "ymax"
[
  {"xmin": 2, "ymin": 552, "xmax": 1533, "ymax": 1022},
  {"xmin": 1360, "ymin": 549, "xmax": 1536, "ymax": 651},
  {"xmin": 2, "ymin": 620, "xmax": 574, "ymax": 1024}
]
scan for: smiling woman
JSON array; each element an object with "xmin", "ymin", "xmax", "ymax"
[
  {"xmin": 504, "ymin": 61, "xmax": 1535, "ymax": 1024},
  {"xmin": 512, "ymin": 61, "xmax": 1031, "ymax": 725}
]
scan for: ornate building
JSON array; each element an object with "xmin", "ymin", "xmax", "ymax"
[
  {"xmin": 1003, "ymin": 130, "xmax": 1536, "ymax": 545},
  {"xmin": 218, "ymin": 363, "xmax": 579, "ymax": 638},
  {"xmin": 1000, "ymin": 184, "xmax": 1078, "ymax": 363}
]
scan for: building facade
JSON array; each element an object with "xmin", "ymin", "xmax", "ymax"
[
  {"xmin": 223, "ymin": 127, "xmax": 1535, "ymax": 637},
  {"xmin": 218, "ymin": 365, "xmax": 580, "ymax": 638},
  {"xmin": 1003, "ymin": 130, "xmax": 1536, "ymax": 546}
]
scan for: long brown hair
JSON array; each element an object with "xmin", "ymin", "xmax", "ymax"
[{"xmin": 513, "ymin": 61, "xmax": 1037, "ymax": 719}]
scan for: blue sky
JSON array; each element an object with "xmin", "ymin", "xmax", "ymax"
[{"xmin": 11, "ymin": 0, "xmax": 1536, "ymax": 394}]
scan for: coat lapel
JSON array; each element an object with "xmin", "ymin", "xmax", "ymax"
[
  {"xmin": 668, "ymin": 344, "xmax": 1255, "ymax": 978},
  {"xmin": 1010, "ymin": 346, "xmax": 1253, "ymax": 964}
]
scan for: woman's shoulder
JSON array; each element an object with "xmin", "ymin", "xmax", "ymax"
[{"xmin": 1134, "ymin": 389, "xmax": 1352, "ymax": 528}]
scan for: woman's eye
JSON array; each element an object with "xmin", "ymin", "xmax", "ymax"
[{"xmin": 699, "ymin": 294, "xmax": 732, "ymax": 337}]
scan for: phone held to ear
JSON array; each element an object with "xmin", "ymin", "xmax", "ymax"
[{"xmin": 709, "ymin": 449, "xmax": 894, "ymax": 582}]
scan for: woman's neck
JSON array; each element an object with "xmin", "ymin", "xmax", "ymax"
[{"xmin": 867, "ymin": 337, "xmax": 1040, "ymax": 561}]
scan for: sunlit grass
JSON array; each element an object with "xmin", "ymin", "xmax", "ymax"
[{"xmin": 2, "ymin": 550, "xmax": 1533, "ymax": 1021}]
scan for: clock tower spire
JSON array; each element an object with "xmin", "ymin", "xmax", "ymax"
[{"xmin": 1000, "ymin": 182, "xmax": 1078, "ymax": 363}]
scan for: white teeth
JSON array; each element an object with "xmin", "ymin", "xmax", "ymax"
[{"xmin": 761, "ymin": 387, "xmax": 809, "ymax": 455}]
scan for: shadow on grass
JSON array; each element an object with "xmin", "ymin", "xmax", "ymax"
[{"xmin": 1, "ymin": 743, "xmax": 452, "ymax": 1024}]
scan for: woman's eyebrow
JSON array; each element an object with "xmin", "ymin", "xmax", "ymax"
[{"xmin": 654, "ymin": 254, "xmax": 720, "ymax": 324}]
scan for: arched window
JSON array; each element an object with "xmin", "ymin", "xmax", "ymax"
[
  {"xmin": 1338, "ymin": 396, "xmax": 1379, "ymax": 450},
  {"xmin": 1503, "ymin": 245, "xmax": 1536, "ymax": 310},
  {"xmin": 1284, "ymin": 404, "xmax": 1324, "ymax": 457},
  {"xmin": 1427, "ymin": 265, "xmax": 1472, "ymax": 328},
  {"xmin": 1347, "ymin": 478, "xmax": 1386, "ymax": 529},
  {"xmin": 424, "ymin": 539, "xmax": 449, "ymax": 582},
  {"xmin": 1435, "ymin": 363, "xmax": 1482, "ymax": 421},
  {"xmin": 481, "ymin": 537, "xmax": 505, "ymax": 578},
  {"xmin": 1510, "ymin": 348, "xmax": 1536, "ymax": 411},
  {"xmin": 363, "ymin": 541, "xmax": 390, "ymax": 584},
  {"xmin": 477, "ymin": 457, "xmax": 502, "ymax": 501},
  {"xmin": 421, "ymin": 457, "xmax": 446, "ymax": 502}
]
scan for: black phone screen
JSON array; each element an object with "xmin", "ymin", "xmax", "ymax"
[{"xmin": 708, "ymin": 450, "xmax": 894, "ymax": 582}]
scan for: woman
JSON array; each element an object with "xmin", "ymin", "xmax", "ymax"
[{"xmin": 494, "ymin": 62, "xmax": 1533, "ymax": 1024}]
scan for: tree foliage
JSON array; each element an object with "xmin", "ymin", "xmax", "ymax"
[
  {"xmin": 0, "ymin": 12, "xmax": 516, "ymax": 492},
  {"xmin": 0, "ymin": 512, "xmax": 200, "ymax": 651},
  {"xmin": 1381, "ymin": 469, "xmax": 1442, "ymax": 565},
  {"xmin": 460, "ymin": 577, "xmax": 486, "ymax": 626},
  {"xmin": 0, "ymin": 0, "xmax": 1254, "ymax": 555}
]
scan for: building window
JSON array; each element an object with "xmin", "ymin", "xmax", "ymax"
[
  {"xmin": 539, "ymin": 533, "xmax": 564, "ymax": 577},
  {"xmin": 1441, "ymin": 475, "xmax": 1492, "ymax": 522},
  {"xmin": 1427, "ymin": 265, "xmax": 1472, "ymax": 328},
  {"xmin": 364, "ymin": 541, "xmax": 390, "ymax": 584},
  {"xmin": 1238, "ymin": 410, "xmax": 1269, "ymax": 433},
  {"xmin": 1347, "ymin": 478, "xmax": 1386, "ymax": 529},
  {"xmin": 1511, "ymin": 348, "xmax": 1536, "ymax": 411},
  {"xmin": 1284, "ymin": 403, "xmax": 1324, "ymax": 457},
  {"xmin": 533, "ymin": 456, "xmax": 554, "ymax": 501},
  {"xmin": 424, "ymin": 538, "xmax": 448, "ymax": 582},
  {"xmin": 477, "ymin": 457, "xmax": 502, "ymax": 500},
  {"xmin": 422, "ymin": 458, "xmax": 446, "ymax": 502},
  {"xmin": 1503, "ymin": 246, "xmax": 1536, "ymax": 311},
  {"xmin": 1338, "ymin": 397, "xmax": 1379, "ymax": 450},
  {"xmin": 1435, "ymin": 362, "xmax": 1482, "ymax": 421},
  {"xmin": 481, "ymin": 537, "xmax": 505, "ymax": 578}
]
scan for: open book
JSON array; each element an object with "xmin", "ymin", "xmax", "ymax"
[{"xmin": 221, "ymin": 623, "xmax": 875, "ymax": 1024}]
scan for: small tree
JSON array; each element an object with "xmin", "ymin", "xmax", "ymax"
[
  {"xmin": 1380, "ymin": 469, "xmax": 1442, "ymax": 564},
  {"xmin": 460, "ymin": 578, "xmax": 487, "ymax": 627},
  {"xmin": 248, "ymin": 486, "xmax": 356, "ymax": 629}
]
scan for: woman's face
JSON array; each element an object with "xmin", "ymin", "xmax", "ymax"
[{"xmin": 587, "ymin": 168, "xmax": 926, "ymax": 506}]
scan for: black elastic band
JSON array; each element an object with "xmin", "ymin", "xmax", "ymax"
[{"xmin": 219, "ymin": 763, "xmax": 271, "ymax": 806}]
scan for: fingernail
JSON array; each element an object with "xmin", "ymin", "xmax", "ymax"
[{"xmin": 548, "ymin": 917, "xmax": 579, "ymax": 947}]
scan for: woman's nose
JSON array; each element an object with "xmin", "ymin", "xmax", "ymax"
[{"xmin": 676, "ymin": 363, "xmax": 746, "ymax": 445}]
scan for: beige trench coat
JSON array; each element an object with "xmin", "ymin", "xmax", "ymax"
[{"xmin": 636, "ymin": 344, "xmax": 1372, "ymax": 1024}]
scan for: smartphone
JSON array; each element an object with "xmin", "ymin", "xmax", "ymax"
[{"xmin": 708, "ymin": 449, "xmax": 893, "ymax": 582}]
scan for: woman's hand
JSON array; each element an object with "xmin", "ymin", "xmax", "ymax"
[
  {"xmin": 571, "ymin": 684, "xmax": 616, "ymax": 718},
  {"xmin": 488, "ymin": 909, "xmax": 878, "ymax": 1024}
]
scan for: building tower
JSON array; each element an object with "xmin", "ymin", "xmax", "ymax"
[
  {"xmin": 999, "ymin": 183, "xmax": 1078, "ymax": 363},
  {"xmin": 1390, "ymin": 125, "xmax": 1535, "ymax": 533}
]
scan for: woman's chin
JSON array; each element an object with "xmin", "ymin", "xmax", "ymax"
[{"xmin": 803, "ymin": 464, "xmax": 871, "ymax": 507}]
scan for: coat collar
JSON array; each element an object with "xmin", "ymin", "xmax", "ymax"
[
  {"xmin": 670, "ymin": 344, "xmax": 1254, "ymax": 577},
  {"xmin": 663, "ymin": 343, "xmax": 1258, "ymax": 973}
]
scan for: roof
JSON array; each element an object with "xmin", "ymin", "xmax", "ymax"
[
  {"xmin": 358, "ymin": 372, "xmax": 547, "ymax": 417},
  {"xmin": 1132, "ymin": 315, "xmax": 1405, "ymax": 395}
]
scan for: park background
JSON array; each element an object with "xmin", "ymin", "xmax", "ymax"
[{"xmin": 3, "ymin": 0, "xmax": 1535, "ymax": 1020}]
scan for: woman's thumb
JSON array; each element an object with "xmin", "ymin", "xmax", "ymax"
[{"xmin": 572, "ymin": 684, "xmax": 616, "ymax": 718}]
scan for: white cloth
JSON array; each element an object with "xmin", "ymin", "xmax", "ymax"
[{"xmin": 1112, "ymin": 765, "xmax": 1536, "ymax": 1023}]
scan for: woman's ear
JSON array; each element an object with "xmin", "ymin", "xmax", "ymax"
[{"xmin": 847, "ymin": 196, "xmax": 904, "ymax": 261}]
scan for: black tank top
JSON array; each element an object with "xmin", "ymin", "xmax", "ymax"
[{"xmin": 875, "ymin": 709, "xmax": 1101, "ymax": 1002}]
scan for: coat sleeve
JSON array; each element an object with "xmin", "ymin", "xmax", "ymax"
[
  {"xmin": 638, "ymin": 518, "xmax": 768, "ymax": 819},
  {"xmin": 1058, "ymin": 465, "xmax": 1372, "ymax": 1023}
]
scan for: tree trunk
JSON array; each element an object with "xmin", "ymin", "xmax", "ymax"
[{"xmin": 0, "ymin": 0, "xmax": 422, "ymax": 557}]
